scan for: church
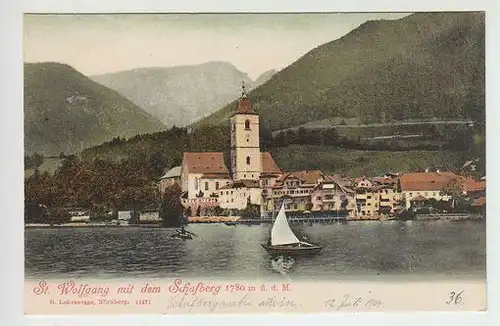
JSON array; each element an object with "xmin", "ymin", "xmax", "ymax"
[{"xmin": 179, "ymin": 84, "xmax": 283, "ymax": 216}]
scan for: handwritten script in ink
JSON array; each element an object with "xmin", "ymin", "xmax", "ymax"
[{"xmin": 324, "ymin": 293, "xmax": 384, "ymax": 311}]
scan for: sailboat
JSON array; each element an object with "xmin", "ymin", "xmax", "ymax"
[{"xmin": 261, "ymin": 204, "xmax": 323, "ymax": 256}]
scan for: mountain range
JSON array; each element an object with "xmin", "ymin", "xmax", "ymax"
[
  {"xmin": 24, "ymin": 62, "xmax": 166, "ymax": 156},
  {"xmin": 91, "ymin": 62, "xmax": 276, "ymax": 127},
  {"xmin": 196, "ymin": 12, "xmax": 485, "ymax": 131},
  {"xmin": 24, "ymin": 12, "xmax": 484, "ymax": 158}
]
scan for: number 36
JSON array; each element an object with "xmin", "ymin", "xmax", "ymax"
[{"xmin": 446, "ymin": 290, "xmax": 464, "ymax": 305}]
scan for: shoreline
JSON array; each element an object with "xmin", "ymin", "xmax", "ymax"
[{"xmin": 24, "ymin": 215, "xmax": 485, "ymax": 229}]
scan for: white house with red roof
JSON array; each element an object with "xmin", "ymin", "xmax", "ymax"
[{"xmin": 399, "ymin": 171, "xmax": 459, "ymax": 209}]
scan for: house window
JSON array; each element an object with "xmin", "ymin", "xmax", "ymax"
[
  {"xmin": 243, "ymin": 174, "xmax": 246, "ymax": 178},
  {"xmin": 194, "ymin": 179, "xmax": 198, "ymax": 190},
  {"xmin": 246, "ymin": 156, "xmax": 251, "ymax": 165},
  {"xmin": 409, "ymin": 192, "xmax": 413, "ymax": 197},
  {"xmin": 245, "ymin": 120, "xmax": 251, "ymax": 130},
  {"xmin": 205, "ymin": 182, "xmax": 209, "ymax": 191},
  {"xmin": 215, "ymin": 182, "xmax": 219, "ymax": 190}
]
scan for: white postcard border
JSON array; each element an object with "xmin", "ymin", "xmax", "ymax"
[{"xmin": 1, "ymin": 0, "xmax": 499, "ymax": 325}]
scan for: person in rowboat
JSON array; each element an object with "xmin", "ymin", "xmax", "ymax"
[{"xmin": 177, "ymin": 226, "xmax": 196, "ymax": 236}]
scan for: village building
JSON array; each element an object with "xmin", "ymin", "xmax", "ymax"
[
  {"xmin": 310, "ymin": 174, "xmax": 355, "ymax": 216},
  {"xmin": 179, "ymin": 84, "xmax": 282, "ymax": 216},
  {"xmin": 158, "ymin": 166, "xmax": 182, "ymax": 193},
  {"xmin": 353, "ymin": 183, "xmax": 378, "ymax": 218},
  {"xmin": 217, "ymin": 180, "xmax": 261, "ymax": 210},
  {"xmin": 460, "ymin": 176, "xmax": 486, "ymax": 213},
  {"xmin": 460, "ymin": 177, "xmax": 486, "ymax": 199},
  {"xmin": 262, "ymin": 170, "xmax": 323, "ymax": 216},
  {"xmin": 354, "ymin": 176, "xmax": 373, "ymax": 188},
  {"xmin": 399, "ymin": 171, "xmax": 460, "ymax": 209},
  {"xmin": 349, "ymin": 174, "xmax": 402, "ymax": 218},
  {"xmin": 179, "ymin": 152, "xmax": 231, "ymax": 214},
  {"xmin": 139, "ymin": 205, "xmax": 162, "ymax": 222}
]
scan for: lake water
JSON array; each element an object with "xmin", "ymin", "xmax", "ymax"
[{"xmin": 25, "ymin": 220, "xmax": 486, "ymax": 281}]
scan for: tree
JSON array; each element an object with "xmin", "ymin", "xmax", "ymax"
[
  {"xmin": 213, "ymin": 206, "xmax": 224, "ymax": 216},
  {"xmin": 159, "ymin": 183, "xmax": 183, "ymax": 227},
  {"xmin": 440, "ymin": 180, "xmax": 467, "ymax": 212},
  {"xmin": 46, "ymin": 207, "xmax": 71, "ymax": 225},
  {"xmin": 241, "ymin": 197, "xmax": 260, "ymax": 218}
]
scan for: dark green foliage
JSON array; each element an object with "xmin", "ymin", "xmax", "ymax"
[
  {"xmin": 24, "ymin": 154, "xmax": 159, "ymax": 211},
  {"xmin": 271, "ymin": 145, "xmax": 468, "ymax": 177},
  {"xmin": 129, "ymin": 211, "xmax": 140, "ymax": 225},
  {"xmin": 24, "ymin": 202, "xmax": 48, "ymax": 223},
  {"xmin": 213, "ymin": 206, "xmax": 224, "ymax": 216},
  {"xmin": 24, "ymin": 62, "xmax": 166, "ymax": 156},
  {"xmin": 159, "ymin": 183, "xmax": 183, "ymax": 227},
  {"xmin": 197, "ymin": 13, "xmax": 484, "ymax": 131},
  {"xmin": 46, "ymin": 207, "xmax": 71, "ymax": 225},
  {"xmin": 24, "ymin": 152, "xmax": 44, "ymax": 169},
  {"xmin": 240, "ymin": 198, "xmax": 261, "ymax": 218}
]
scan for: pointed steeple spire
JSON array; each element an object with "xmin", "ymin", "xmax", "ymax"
[
  {"xmin": 241, "ymin": 80, "xmax": 247, "ymax": 97},
  {"xmin": 233, "ymin": 80, "xmax": 256, "ymax": 116}
]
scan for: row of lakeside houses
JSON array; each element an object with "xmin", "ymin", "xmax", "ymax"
[{"xmin": 157, "ymin": 86, "xmax": 485, "ymax": 220}]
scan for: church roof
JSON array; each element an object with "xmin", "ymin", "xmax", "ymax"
[
  {"xmin": 233, "ymin": 95, "xmax": 257, "ymax": 116},
  {"xmin": 261, "ymin": 152, "xmax": 282, "ymax": 176},
  {"xmin": 182, "ymin": 152, "xmax": 230, "ymax": 177},
  {"xmin": 233, "ymin": 83, "xmax": 257, "ymax": 116},
  {"xmin": 278, "ymin": 170, "xmax": 323, "ymax": 185},
  {"xmin": 182, "ymin": 151, "xmax": 281, "ymax": 179}
]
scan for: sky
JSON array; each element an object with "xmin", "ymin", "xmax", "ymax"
[{"xmin": 24, "ymin": 13, "xmax": 410, "ymax": 80}]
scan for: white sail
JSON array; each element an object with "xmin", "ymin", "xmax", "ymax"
[{"xmin": 271, "ymin": 204, "xmax": 300, "ymax": 246}]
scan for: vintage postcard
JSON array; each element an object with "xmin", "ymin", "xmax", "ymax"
[{"xmin": 23, "ymin": 12, "xmax": 487, "ymax": 314}]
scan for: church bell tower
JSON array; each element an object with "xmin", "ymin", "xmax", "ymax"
[{"xmin": 230, "ymin": 82, "xmax": 261, "ymax": 181}]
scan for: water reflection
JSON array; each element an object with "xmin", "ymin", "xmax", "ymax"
[
  {"xmin": 25, "ymin": 221, "xmax": 486, "ymax": 280},
  {"xmin": 271, "ymin": 255, "xmax": 295, "ymax": 276}
]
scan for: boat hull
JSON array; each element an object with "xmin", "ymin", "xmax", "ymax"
[
  {"xmin": 261, "ymin": 244, "xmax": 323, "ymax": 256},
  {"xmin": 170, "ymin": 234, "xmax": 193, "ymax": 240}
]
